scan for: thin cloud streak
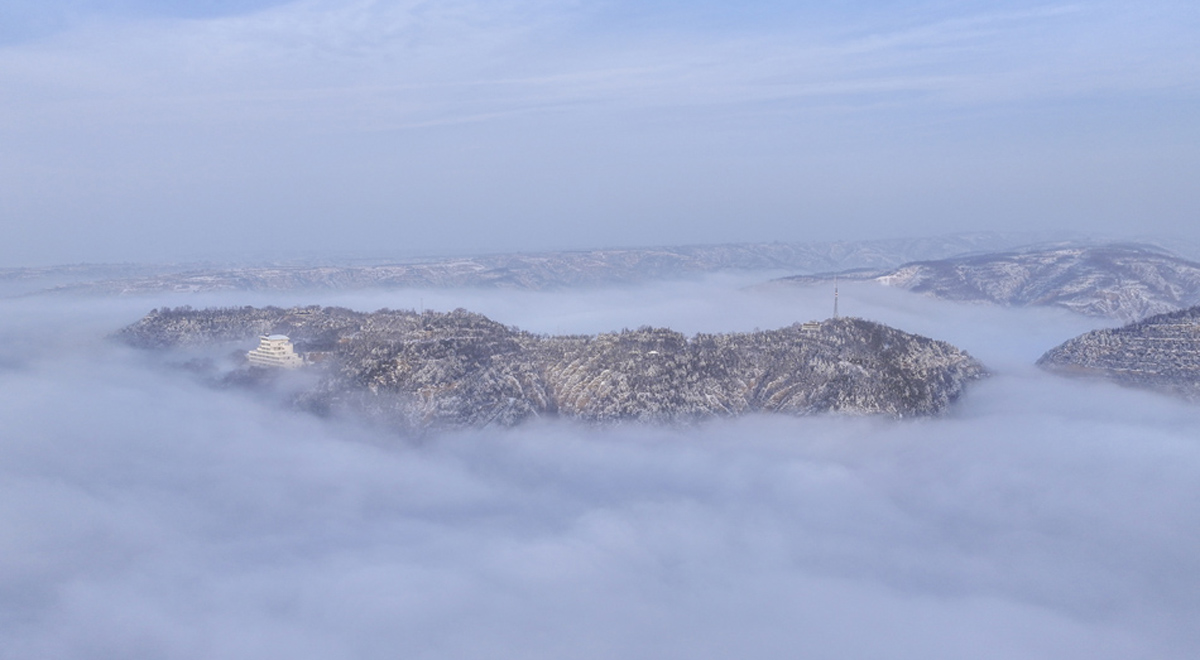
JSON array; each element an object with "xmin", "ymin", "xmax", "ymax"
[
  {"xmin": 1, "ymin": 0, "xmax": 1197, "ymax": 264},
  {"xmin": 3, "ymin": 1, "xmax": 1194, "ymax": 128}
]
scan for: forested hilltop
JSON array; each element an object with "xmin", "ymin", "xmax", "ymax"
[
  {"xmin": 776, "ymin": 243, "xmax": 1200, "ymax": 321},
  {"xmin": 119, "ymin": 306, "xmax": 987, "ymax": 430},
  {"xmin": 1038, "ymin": 305, "xmax": 1200, "ymax": 400}
]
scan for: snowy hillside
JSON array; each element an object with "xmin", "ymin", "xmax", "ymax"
[
  {"xmin": 779, "ymin": 244, "xmax": 1200, "ymax": 321},
  {"xmin": 1037, "ymin": 306, "xmax": 1200, "ymax": 400},
  {"xmin": 118, "ymin": 305, "xmax": 987, "ymax": 430}
]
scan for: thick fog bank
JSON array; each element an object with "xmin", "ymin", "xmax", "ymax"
[{"xmin": 1, "ymin": 281, "xmax": 1196, "ymax": 659}]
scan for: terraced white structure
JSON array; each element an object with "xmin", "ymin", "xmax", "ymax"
[{"xmin": 247, "ymin": 334, "xmax": 304, "ymax": 368}]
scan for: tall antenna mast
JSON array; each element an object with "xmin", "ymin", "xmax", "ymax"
[{"xmin": 834, "ymin": 277, "xmax": 839, "ymax": 319}]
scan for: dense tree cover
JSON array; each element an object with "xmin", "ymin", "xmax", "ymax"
[
  {"xmin": 782, "ymin": 244, "xmax": 1200, "ymax": 322},
  {"xmin": 1038, "ymin": 305, "xmax": 1200, "ymax": 399},
  {"xmin": 119, "ymin": 306, "xmax": 988, "ymax": 431}
]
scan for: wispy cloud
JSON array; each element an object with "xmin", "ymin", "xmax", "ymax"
[
  {"xmin": 4, "ymin": 1, "xmax": 1195, "ymax": 128},
  {"xmin": 1, "ymin": 0, "xmax": 1197, "ymax": 264}
]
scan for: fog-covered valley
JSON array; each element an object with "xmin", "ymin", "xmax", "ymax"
[
  {"xmin": 7, "ymin": 0, "xmax": 1199, "ymax": 653},
  {"xmin": 2, "ymin": 278, "xmax": 1197, "ymax": 659}
]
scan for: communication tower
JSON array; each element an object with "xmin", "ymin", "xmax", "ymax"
[{"xmin": 834, "ymin": 277, "xmax": 839, "ymax": 319}]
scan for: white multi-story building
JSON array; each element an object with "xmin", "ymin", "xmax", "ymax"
[{"xmin": 247, "ymin": 334, "xmax": 304, "ymax": 368}]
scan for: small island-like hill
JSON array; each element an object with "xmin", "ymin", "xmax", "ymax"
[
  {"xmin": 118, "ymin": 306, "xmax": 988, "ymax": 431},
  {"xmin": 1038, "ymin": 305, "xmax": 1200, "ymax": 400}
]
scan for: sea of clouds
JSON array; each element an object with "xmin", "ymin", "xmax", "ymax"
[{"xmin": 2, "ymin": 276, "xmax": 1198, "ymax": 659}]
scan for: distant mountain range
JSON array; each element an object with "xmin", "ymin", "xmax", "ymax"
[
  {"xmin": 1038, "ymin": 306, "xmax": 1200, "ymax": 400},
  {"xmin": 18, "ymin": 234, "xmax": 1200, "ymax": 327},
  {"xmin": 776, "ymin": 244, "xmax": 1200, "ymax": 321},
  {"xmin": 118, "ymin": 306, "xmax": 987, "ymax": 430},
  {"xmin": 16, "ymin": 232, "xmax": 1055, "ymax": 296}
]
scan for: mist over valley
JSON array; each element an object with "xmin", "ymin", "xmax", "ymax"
[{"xmin": 2, "ymin": 268, "xmax": 1198, "ymax": 658}]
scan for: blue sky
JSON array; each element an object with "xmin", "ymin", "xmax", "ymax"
[
  {"xmin": 1, "ymin": 0, "xmax": 1198, "ymax": 265},
  {"xmin": 0, "ymin": 0, "xmax": 294, "ymax": 42}
]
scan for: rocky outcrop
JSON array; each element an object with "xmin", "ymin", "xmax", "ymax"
[
  {"xmin": 119, "ymin": 306, "xmax": 988, "ymax": 430},
  {"xmin": 1037, "ymin": 306, "xmax": 1200, "ymax": 400}
]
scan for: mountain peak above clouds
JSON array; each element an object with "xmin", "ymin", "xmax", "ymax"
[
  {"xmin": 1038, "ymin": 305, "xmax": 1200, "ymax": 400},
  {"xmin": 777, "ymin": 243, "xmax": 1200, "ymax": 322},
  {"xmin": 118, "ymin": 305, "xmax": 988, "ymax": 431}
]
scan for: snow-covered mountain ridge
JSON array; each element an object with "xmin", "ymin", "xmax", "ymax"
[
  {"xmin": 1037, "ymin": 306, "xmax": 1200, "ymax": 400},
  {"xmin": 777, "ymin": 243, "xmax": 1200, "ymax": 321},
  {"xmin": 118, "ymin": 306, "xmax": 987, "ymax": 430},
  {"xmin": 22, "ymin": 233, "xmax": 1046, "ymax": 296}
]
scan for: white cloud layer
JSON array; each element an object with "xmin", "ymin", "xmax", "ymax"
[{"xmin": 2, "ymin": 280, "xmax": 1198, "ymax": 658}]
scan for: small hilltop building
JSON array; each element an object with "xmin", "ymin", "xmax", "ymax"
[{"xmin": 247, "ymin": 334, "xmax": 304, "ymax": 369}]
